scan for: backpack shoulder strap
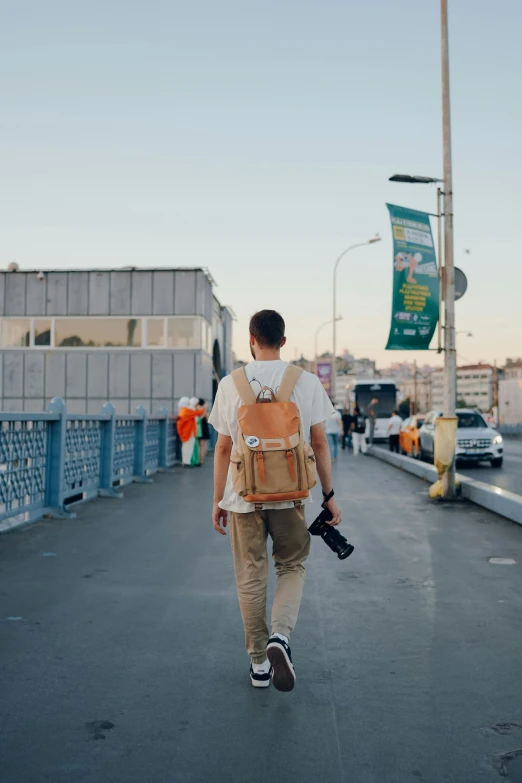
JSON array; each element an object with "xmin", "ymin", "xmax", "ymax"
[
  {"xmin": 231, "ymin": 368, "xmax": 256, "ymax": 405},
  {"xmin": 277, "ymin": 364, "xmax": 303, "ymax": 402}
]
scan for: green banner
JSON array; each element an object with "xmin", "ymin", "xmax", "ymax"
[{"xmin": 385, "ymin": 203, "xmax": 439, "ymax": 350}]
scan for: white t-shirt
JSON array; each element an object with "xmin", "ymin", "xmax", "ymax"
[
  {"xmin": 388, "ymin": 414, "xmax": 402, "ymax": 435},
  {"xmin": 208, "ymin": 360, "xmax": 334, "ymax": 513},
  {"xmin": 325, "ymin": 410, "xmax": 342, "ymax": 435}
]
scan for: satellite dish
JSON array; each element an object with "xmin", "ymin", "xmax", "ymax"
[
  {"xmin": 7, "ymin": 262, "xmax": 19, "ymax": 272},
  {"xmin": 455, "ymin": 267, "xmax": 468, "ymax": 301}
]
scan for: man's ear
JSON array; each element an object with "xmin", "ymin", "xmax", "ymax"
[
  {"xmin": 249, "ymin": 333, "xmax": 255, "ymax": 346},
  {"xmin": 280, "ymin": 336, "xmax": 287, "ymax": 348}
]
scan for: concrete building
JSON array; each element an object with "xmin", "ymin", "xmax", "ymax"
[
  {"xmin": 504, "ymin": 358, "xmax": 522, "ymax": 379},
  {"xmin": 351, "ymin": 358, "xmax": 376, "ymax": 377},
  {"xmin": 431, "ymin": 364, "xmax": 494, "ymax": 411},
  {"xmin": 0, "ymin": 267, "xmax": 233, "ymax": 414},
  {"xmin": 499, "ymin": 378, "xmax": 522, "ymax": 426},
  {"xmin": 396, "ymin": 377, "xmax": 432, "ymax": 413}
]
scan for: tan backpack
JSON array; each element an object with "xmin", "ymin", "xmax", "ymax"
[{"xmin": 230, "ymin": 364, "xmax": 317, "ymax": 516}]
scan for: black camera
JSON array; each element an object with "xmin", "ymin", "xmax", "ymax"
[{"xmin": 308, "ymin": 507, "xmax": 354, "ymax": 561}]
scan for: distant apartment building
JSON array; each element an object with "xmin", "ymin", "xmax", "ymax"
[
  {"xmin": 351, "ymin": 358, "xmax": 376, "ymax": 377},
  {"xmin": 0, "ymin": 267, "xmax": 233, "ymax": 414},
  {"xmin": 499, "ymin": 378, "xmax": 522, "ymax": 426},
  {"xmin": 431, "ymin": 364, "xmax": 494, "ymax": 410},
  {"xmin": 504, "ymin": 358, "xmax": 522, "ymax": 379},
  {"xmin": 397, "ymin": 377, "xmax": 432, "ymax": 413}
]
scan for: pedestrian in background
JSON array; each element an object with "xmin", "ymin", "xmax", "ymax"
[
  {"xmin": 197, "ymin": 398, "xmax": 210, "ymax": 465},
  {"xmin": 177, "ymin": 397, "xmax": 206, "ymax": 466},
  {"xmin": 387, "ymin": 410, "xmax": 402, "ymax": 454},
  {"xmin": 368, "ymin": 397, "xmax": 378, "ymax": 446},
  {"xmin": 341, "ymin": 408, "xmax": 353, "ymax": 451},
  {"xmin": 350, "ymin": 405, "xmax": 368, "ymax": 456},
  {"xmin": 325, "ymin": 407, "xmax": 342, "ymax": 461}
]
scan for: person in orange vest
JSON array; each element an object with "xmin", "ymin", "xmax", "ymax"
[{"xmin": 177, "ymin": 397, "xmax": 206, "ymax": 466}]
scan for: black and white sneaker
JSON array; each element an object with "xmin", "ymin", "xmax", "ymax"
[
  {"xmin": 266, "ymin": 635, "xmax": 296, "ymax": 692},
  {"xmin": 250, "ymin": 664, "xmax": 272, "ymax": 688}
]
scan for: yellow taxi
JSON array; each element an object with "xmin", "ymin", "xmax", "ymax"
[{"xmin": 399, "ymin": 414, "xmax": 425, "ymax": 459}]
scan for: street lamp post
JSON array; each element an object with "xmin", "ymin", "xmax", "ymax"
[
  {"xmin": 332, "ymin": 238, "xmax": 381, "ymax": 403},
  {"xmin": 315, "ymin": 316, "xmax": 342, "ymax": 362},
  {"xmin": 440, "ymin": 0, "xmax": 457, "ymax": 498}
]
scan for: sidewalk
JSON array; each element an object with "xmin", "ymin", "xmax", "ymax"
[{"xmin": 1, "ymin": 454, "xmax": 522, "ymax": 783}]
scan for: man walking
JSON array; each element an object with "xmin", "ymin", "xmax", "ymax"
[
  {"xmin": 341, "ymin": 408, "xmax": 353, "ymax": 451},
  {"xmin": 368, "ymin": 396, "xmax": 378, "ymax": 446},
  {"xmin": 209, "ymin": 310, "xmax": 341, "ymax": 692},
  {"xmin": 350, "ymin": 405, "xmax": 368, "ymax": 455},
  {"xmin": 325, "ymin": 407, "xmax": 342, "ymax": 461},
  {"xmin": 388, "ymin": 410, "xmax": 402, "ymax": 453}
]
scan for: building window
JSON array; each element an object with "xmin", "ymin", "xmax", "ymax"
[
  {"xmin": 1, "ymin": 319, "xmax": 30, "ymax": 347},
  {"xmin": 0, "ymin": 316, "xmax": 212, "ymax": 352},
  {"xmin": 146, "ymin": 319, "xmax": 165, "ymax": 347},
  {"xmin": 167, "ymin": 317, "xmax": 200, "ymax": 349},
  {"xmin": 201, "ymin": 319, "xmax": 212, "ymax": 354},
  {"xmin": 55, "ymin": 318, "xmax": 142, "ymax": 348},
  {"xmin": 34, "ymin": 319, "xmax": 51, "ymax": 346}
]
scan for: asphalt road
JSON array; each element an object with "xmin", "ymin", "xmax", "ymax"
[
  {"xmin": 1, "ymin": 456, "xmax": 522, "ymax": 782},
  {"xmin": 456, "ymin": 438, "xmax": 522, "ymax": 495},
  {"xmin": 377, "ymin": 438, "xmax": 521, "ymax": 495}
]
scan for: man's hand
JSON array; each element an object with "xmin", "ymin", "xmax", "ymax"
[
  {"xmin": 324, "ymin": 497, "xmax": 342, "ymax": 526},
  {"xmin": 212, "ymin": 502, "xmax": 228, "ymax": 535}
]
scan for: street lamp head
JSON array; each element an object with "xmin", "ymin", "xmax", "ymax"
[
  {"xmin": 389, "ymin": 174, "xmax": 442, "ymax": 184},
  {"xmin": 368, "ymin": 235, "xmax": 381, "ymax": 244}
]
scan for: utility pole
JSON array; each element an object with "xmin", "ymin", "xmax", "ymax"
[{"xmin": 441, "ymin": 0, "xmax": 457, "ymax": 498}]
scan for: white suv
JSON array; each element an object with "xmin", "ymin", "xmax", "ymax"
[{"xmin": 419, "ymin": 409, "xmax": 503, "ymax": 468}]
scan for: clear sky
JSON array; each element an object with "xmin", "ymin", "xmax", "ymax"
[{"xmin": 2, "ymin": 0, "xmax": 521, "ymax": 368}]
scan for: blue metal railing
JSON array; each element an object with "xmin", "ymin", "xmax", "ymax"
[{"xmin": 0, "ymin": 398, "xmax": 178, "ymax": 531}]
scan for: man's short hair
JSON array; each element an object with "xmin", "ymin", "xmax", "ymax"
[{"xmin": 249, "ymin": 310, "xmax": 285, "ymax": 348}]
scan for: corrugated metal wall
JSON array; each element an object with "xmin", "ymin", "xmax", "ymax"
[
  {"xmin": 0, "ymin": 269, "xmax": 213, "ymax": 322},
  {"xmin": 0, "ymin": 269, "xmax": 219, "ymax": 413}
]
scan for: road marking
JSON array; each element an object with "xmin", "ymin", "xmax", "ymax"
[{"xmin": 489, "ymin": 557, "xmax": 517, "ymax": 565}]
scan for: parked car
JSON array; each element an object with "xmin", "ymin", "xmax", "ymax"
[
  {"xmin": 419, "ymin": 409, "xmax": 503, "ymax": 468},
  {"xmin": 399, "ymin": 414, "xmax": 425, "ymax": 458}
]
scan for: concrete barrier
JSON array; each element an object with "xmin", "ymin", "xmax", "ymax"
[{"xmin": 369, "ymin": 447, "xmax": 522, "ymax": 527}]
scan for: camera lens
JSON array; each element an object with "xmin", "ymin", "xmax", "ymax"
[
  {"xmin": 320, "ymin": 526, "xmax": 354, "ymax": 560},
  {"xmin": 337, "ymin": 542, "xmax": 355, "ymax": 560}
]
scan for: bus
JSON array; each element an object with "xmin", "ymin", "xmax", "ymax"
[{"xmin": 352, "ymin": 379, "xmax": 398, "ymax": 442}]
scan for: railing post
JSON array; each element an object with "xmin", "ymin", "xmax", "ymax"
[
  {"xmin": 46, "ymin": 397, "xmax": 74, "ymax": 518},
  {"xmin": 158, "ymin": 407, "xmax": 169, "ymax": 469},
  {"xmin": 133, "ymin": 405, "xmax": 151, "ymax": 483},
  {"xmin": 98, "ymin": 402, "xmax": 123, "ymax": 498}
]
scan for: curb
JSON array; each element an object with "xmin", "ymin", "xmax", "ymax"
[{"xmin": 368, "ymin": 447, "xmax": 522, "ymax": 527}]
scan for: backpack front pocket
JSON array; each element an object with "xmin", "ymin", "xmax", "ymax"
[{"xmin": 303, "ymin": 442, "xmax": 317, "ymax": 489}]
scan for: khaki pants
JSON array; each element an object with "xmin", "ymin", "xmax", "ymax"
[{"xmin": 229, "ymin": 507, "xmax": 311, "ymax": 664}]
